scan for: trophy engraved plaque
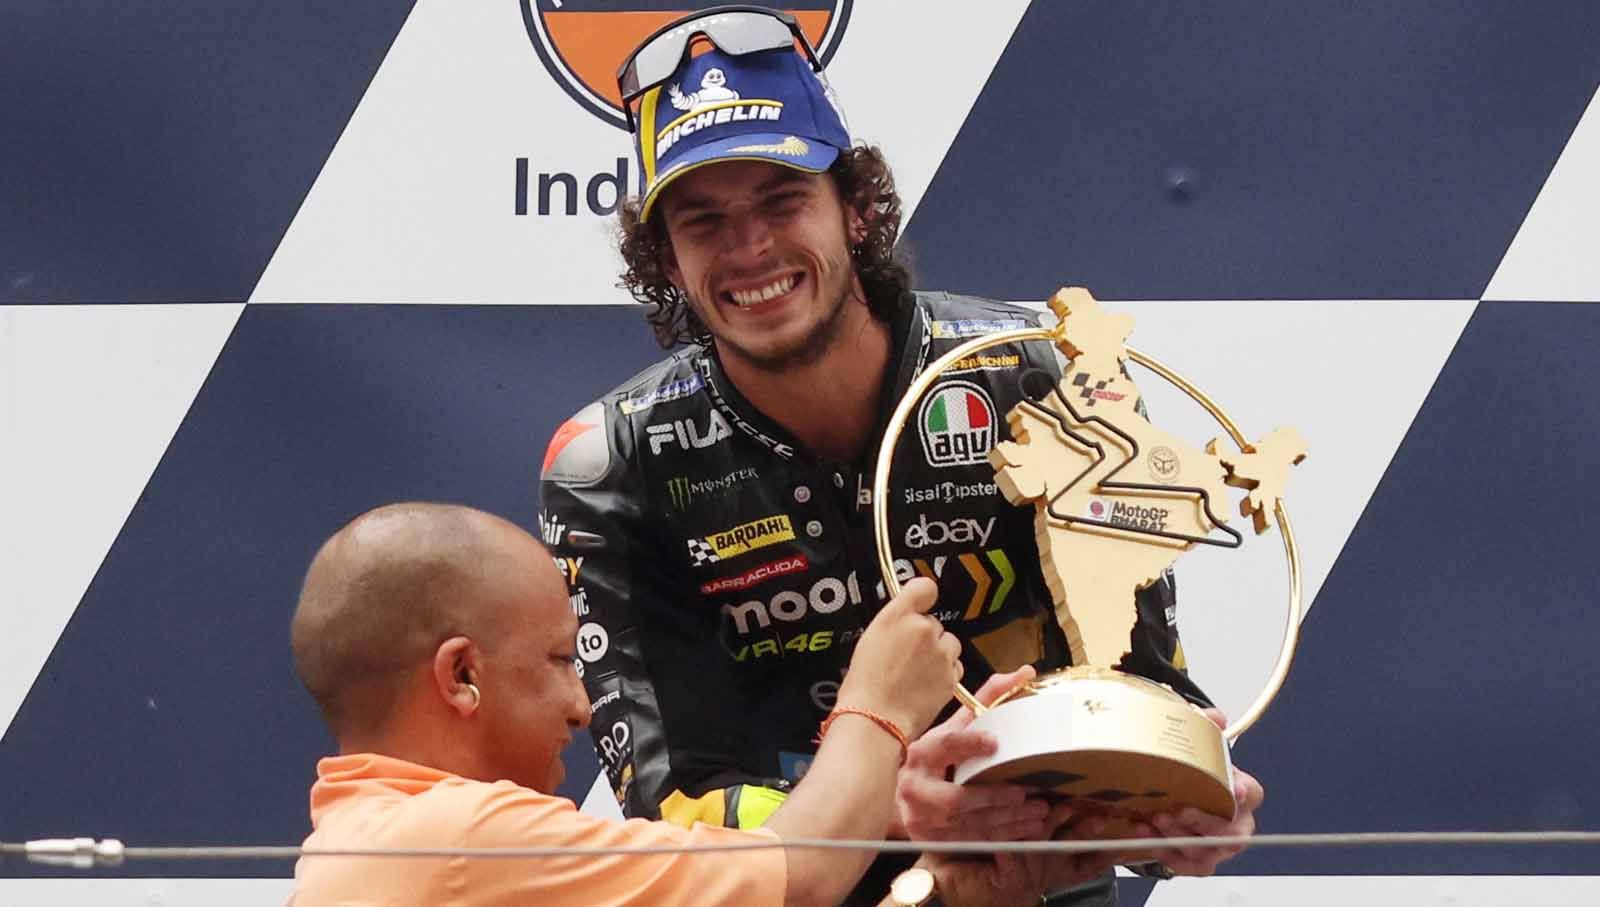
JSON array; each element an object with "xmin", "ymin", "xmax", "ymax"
[{"xmin": 872, "ymin": 287, "xmax": 1307, "ymax": 822}]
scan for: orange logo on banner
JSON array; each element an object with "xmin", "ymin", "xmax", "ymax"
[{"xmin": 521, "ymin": 1, "xmax": 852, "ymax": 130}]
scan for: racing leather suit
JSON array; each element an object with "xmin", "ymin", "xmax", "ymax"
[{"xmin": 539, "ymin": 292, "xmax": 1208, "ymax": 893}]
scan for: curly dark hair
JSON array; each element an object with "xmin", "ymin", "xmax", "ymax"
[{"xmin": 616, "ymin": 145, "xmax": 915, "ymax": 349}]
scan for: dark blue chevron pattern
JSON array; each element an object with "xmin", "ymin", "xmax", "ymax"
[
  {"xmin": 903, "ymin": 1, "xmax": 1600, "ymax": 301},
  {"xmin": 1, "ymin": 1, "xmax": 418, "ymax": 304},
  {"xmin": 1229, "ymin": 301, "xmax": 1600, "ymax": 875}
]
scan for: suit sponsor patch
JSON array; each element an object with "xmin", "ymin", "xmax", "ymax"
[
  {"xmin": 686, "ymin": 514, "xmax": 796, "ymax": 565},
  {"xmin": 700, "ymin": 554, "xmax": 810, "ymax": 596}
]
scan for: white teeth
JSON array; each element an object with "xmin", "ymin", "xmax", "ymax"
[{"xmin": 730, "ymin": 274, "xmax": 797, "ymax": 307}]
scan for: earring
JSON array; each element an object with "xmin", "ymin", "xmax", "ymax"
[{"xmin": 464, "ymin": 683, "xmax": 481, "ymax": 712}]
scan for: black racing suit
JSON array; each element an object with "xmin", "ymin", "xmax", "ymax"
[{"xmin": 539, "ymin": 292, "xmax": 1209, "ymax": 904}]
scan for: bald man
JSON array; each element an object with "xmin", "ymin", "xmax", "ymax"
[{"xmin": 287, "ymin": 503, "xmax": 1120, "ymax": 907}]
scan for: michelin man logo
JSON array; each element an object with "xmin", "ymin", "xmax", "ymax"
[{"xmin": 670, "ymin": 68, "xmax": 740, "ymax": 112}]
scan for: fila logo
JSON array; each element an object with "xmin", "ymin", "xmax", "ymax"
[{"xmin": 646, "ymin": 409, "xmax": 732, "ymax": 455}]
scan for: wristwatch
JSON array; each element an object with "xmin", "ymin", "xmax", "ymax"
[{"xmin": 890, "ymin": 867, "xmax": 942, "ymax": 906}]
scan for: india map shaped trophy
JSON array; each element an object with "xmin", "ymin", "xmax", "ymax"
[{"xmin": 873, "ymin": 287, "xmax": 1307, "ymax": 821}]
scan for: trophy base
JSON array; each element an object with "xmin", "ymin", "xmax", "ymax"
[{"xmin": 953, "ymin": 666, "xmax": 1236, "ymax": 820}]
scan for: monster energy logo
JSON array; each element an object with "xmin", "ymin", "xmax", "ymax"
[
  {"xmin": 668, "ymin": 477, "xmax": 692, "ymax": 510},
  {"xmin": 666, "ymin": 467, "xmax": 759, "ymax": 511}
]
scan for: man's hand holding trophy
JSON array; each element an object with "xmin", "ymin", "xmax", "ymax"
[{"xmin": 874, "ymin": 286, "xmax": 1306, "ymax": 883}]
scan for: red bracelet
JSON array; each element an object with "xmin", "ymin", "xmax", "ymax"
[{"xmin": 815, "ymin": 706, "xmax": 910, "ymax": 764}]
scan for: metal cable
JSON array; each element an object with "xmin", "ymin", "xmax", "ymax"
[{"xmin": 6, "ymin": 831, "xmax": 1600, "ymax": 868}]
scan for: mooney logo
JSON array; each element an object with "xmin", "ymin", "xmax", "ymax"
[
  {"xmin": 521, "ymin": 1, "xmax": 853, "ymax": 131},
  {"xmin": 918, "ymin": 381, "xmax": 997, "ymax": 468},
  {"xmin": 723, "ymin": 571, "xmax": 867, "ymax": 635}
]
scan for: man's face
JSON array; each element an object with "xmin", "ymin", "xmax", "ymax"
[
  {"xmin": 474, "ymin": 530, "xmax": 590, "ymax": 794},
  {"xmin": 659, "ymin": 159, "xmax": 862, "ymax": 372}
]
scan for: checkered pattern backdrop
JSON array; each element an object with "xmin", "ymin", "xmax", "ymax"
[{"xmin": 4, "ymin": 2, "xmax": 1598, "ymax": 904}]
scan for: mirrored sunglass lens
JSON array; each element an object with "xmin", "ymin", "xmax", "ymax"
[
  {"xmin": 629, "ymin": 31, "xmax": 692, "ymax": 95},
  {"xmin": 628, "ymin": 13, "xmax": 798, "ymax": 95},
  {"xmin": 704, "ymin": 15, "xmax": 797, "ymax": 55}
]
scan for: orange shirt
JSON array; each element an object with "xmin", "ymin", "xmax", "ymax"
[{"xmin": 290, "ymin": 754, "xmax": 786, "ymax": 907}]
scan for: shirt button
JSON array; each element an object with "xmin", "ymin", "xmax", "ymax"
[
  {"xmin": 794, "ymin": 485, "xmax": 811, "ymax": 504},
  {"xmin": 806, "ymin": 520, "xmax": 824, "ymax": 538},
  {"xmin": 832, "ymin": 473, "xmax": 845, "ymax": 489}
]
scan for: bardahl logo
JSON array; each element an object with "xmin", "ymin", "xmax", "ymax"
[
  {"xmin": 687, "ymin": 514, "xmax": 797, "ymax": 565},
  {"xmin": 521, "ymin": 1, "xmax": 854, "ymax": 131}
]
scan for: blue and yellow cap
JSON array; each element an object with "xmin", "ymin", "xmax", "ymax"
[{"xmin": 634, "ymin": 47, "xmax": 850, "ymax": 221}]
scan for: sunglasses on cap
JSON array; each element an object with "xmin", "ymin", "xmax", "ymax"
[{"xmin": 617, "ymin": 5, "xmax": 824, "ymax": 133}]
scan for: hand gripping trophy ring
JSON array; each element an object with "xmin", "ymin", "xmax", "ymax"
[{"xmin": 872, "ymin": 287, "xmax": 1307, "ymax": 821}]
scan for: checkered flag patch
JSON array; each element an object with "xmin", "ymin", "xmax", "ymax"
[
  {"xmin": 686, "ymin": 537, "xmax": 720, "ymax": 565},
  {"xmin": 1071, "ymin": 372, "xmax": 1113, "ymax": 407}
]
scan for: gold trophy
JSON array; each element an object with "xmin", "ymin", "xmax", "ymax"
[{"xmin": 872, "ymin": 287, "xmax": 1306, "ymax": 821}]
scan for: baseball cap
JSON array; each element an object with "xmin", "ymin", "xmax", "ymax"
[{"xmin": 631, "ymin": 46, "xmax": 851, "ymax": 222}]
